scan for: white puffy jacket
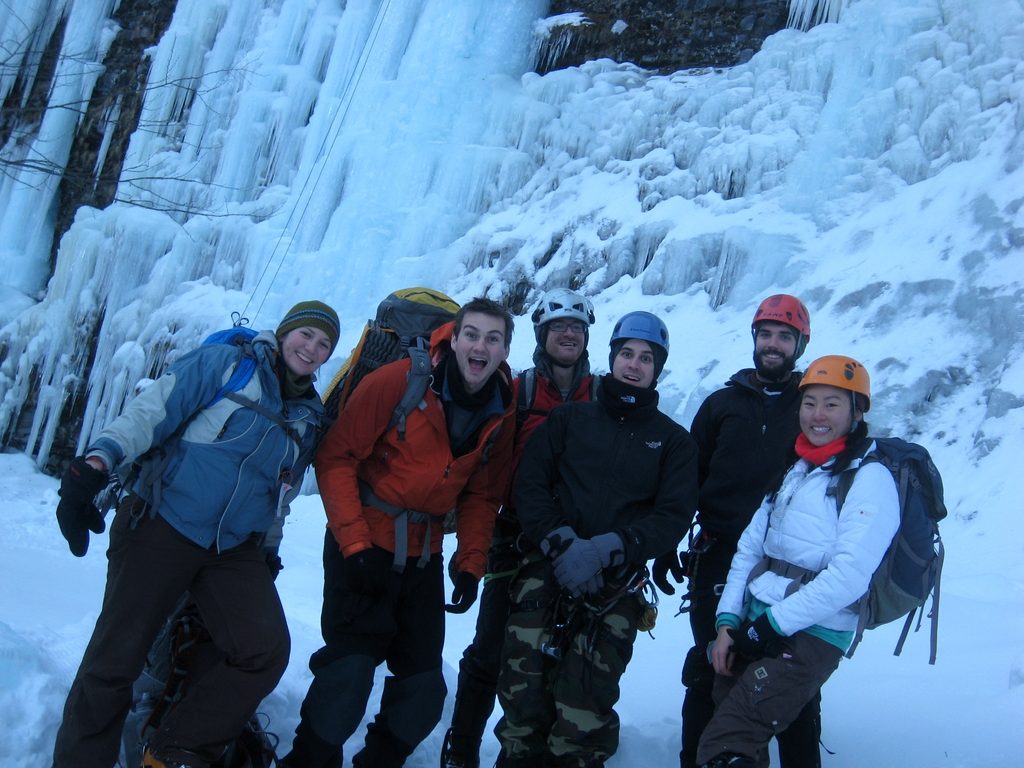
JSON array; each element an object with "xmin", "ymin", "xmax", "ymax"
[{"xmin": 718, "ymin": 445, "xmax": 900, "ymax": 637}]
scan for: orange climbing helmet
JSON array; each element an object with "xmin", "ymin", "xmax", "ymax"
[{"xmin": 799, "ymin": 354, "xmax": 871, "ymax": 412}]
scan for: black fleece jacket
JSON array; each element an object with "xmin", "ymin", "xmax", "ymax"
[
  {"xmin": 515, "ymin": 374, "xmax": 699, "ymax": 565},
  {"xmin": 689, "ymin": 368, "xmax": 802, "ymax": 541}
]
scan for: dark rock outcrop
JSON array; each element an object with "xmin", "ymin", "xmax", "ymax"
[
  {"xmin": 538, "ymin": 0, "xmax": 792, "ymax": 74},
  {"xmin": 53, "ymin": 0, "xmax": 177, "ymax": 267}
]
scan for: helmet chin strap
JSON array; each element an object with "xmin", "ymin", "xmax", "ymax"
[{"xmin": 848, "ymin": 391, "xmax": 862, "ymax": 432}]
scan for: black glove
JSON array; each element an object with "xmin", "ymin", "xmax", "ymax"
[
  {"xmin": 56, "ymin": 456, "xmax": 109, "ymax": 557},
  {"xmin": 264, "ymin": 549, "xmax": 283, "ymax": 581},
  {"xmin": 345, "ymin": 546, "xmax": 393, "ymax": 597},
  {"xmin": 728, "ymin": 612, "xmax": 783, "ymax": 661},
  {"xmin": 652, "ymin": 550, "xmax": 686, "ymax": 595},
  {"xmin": 445, "ymin": 571, "xmax": 480, "ymax": 614}
]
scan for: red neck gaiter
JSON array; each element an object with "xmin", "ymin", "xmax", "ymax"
[{"xmin": 794, "ymin": 432, "xmax": 848, "ymax": 467}]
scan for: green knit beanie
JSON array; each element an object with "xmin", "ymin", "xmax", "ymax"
[{"xmin": 276, "ymin": 300, "xmax": 340, "ymax": 352}]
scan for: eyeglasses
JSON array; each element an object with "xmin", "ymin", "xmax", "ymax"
[{"xmin": 548, "ymin": 320, "xmax": 587, "ymax": 335}]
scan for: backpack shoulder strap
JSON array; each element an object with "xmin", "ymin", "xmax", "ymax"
[
  {"xmin": 387, "ymin": 340, "xmax": 433, "ymax": 441},
  {"xmin": 515, "ymin": 369, "xmax": 536, "ymax": 432},
  {"xmin": 223, "ymin": 391, "xmax": 303, "ymax": 447},
  {"xmin": 829, "ymin": 447, "xmax": 882, "ymax": 513},
  {"xmin": 208, "ymin": 338, "xmax": 257, "ymax": 407}
]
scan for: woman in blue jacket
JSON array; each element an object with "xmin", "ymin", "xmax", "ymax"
[{"xmin": 51, "ymin": 301, "xmax": 339, "ymax": 768}]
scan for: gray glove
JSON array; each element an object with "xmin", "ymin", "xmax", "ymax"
[
  {"xmin": 591, "ymin": 532, "xmax": 626, "ymax": 569},
  {"xmin": 539, "ymin": 525, "xmax": 577, "ymax": 558},
  {"xmin": 552, "ymin": 532, "xmax": 625, "ymax": 597}
]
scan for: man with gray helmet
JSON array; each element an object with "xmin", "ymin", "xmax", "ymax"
[
  {"xmin": 653, "ymin": 294, "xmax": 822, "ymax": 768},
  {"xmin": 442, "ymin": 288, "xmax": 599, "ymax": 768},
  {"xmin": 495, "ymin": 311, "xmax": 698, "ymax": 768}
]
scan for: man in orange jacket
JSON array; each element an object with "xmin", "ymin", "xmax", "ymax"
[
  {"xmin": 282, "ymin": 297, "xmax": 517, "ymax": 768},
  {"xmin": 443, "ymin": 288, "xmax": 599, "ymax": 768}
]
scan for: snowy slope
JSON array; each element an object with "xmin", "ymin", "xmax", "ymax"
[{"xmin": 1, "ymin": 0, "xmax": 1023, "ymax": 765}]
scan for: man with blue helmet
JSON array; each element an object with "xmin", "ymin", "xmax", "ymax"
[{"xmin": 494, "ymin": 311, "xmax": 699, "ymax": 768}]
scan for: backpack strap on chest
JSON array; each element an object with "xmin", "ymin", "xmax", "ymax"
[
  {"xmin": 222, "ymin": 391, "xmax": 302, "ymax": 447},
  {"xmin": 358, "ymin": 480, "xmax": 451, "ymax": 572}
]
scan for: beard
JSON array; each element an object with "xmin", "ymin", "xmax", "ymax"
[{"xmin": 753, "ymin": 348, "xmax": 796, "ymax": 382}]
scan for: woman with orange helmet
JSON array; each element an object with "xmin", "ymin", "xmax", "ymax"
[{"xmin": 696, "ymin": 355, "xmax": 899, "ymax": 768}]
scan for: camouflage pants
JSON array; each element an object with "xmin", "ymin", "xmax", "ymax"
[{"xmin": 495, "ymin": 552, "xmax": 643, "ymax": 767}]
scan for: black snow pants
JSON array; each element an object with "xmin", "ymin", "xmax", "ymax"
[
  {"xmin": 52, "ymin": 499, "xmax": 289, "ymax": 768},
  {"xmin": 285, "ymin": 532, "xmax": 447, "ymax": 768}
]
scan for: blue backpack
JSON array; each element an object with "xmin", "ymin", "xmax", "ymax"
[
  {"xmin": 832, "ymin": 437, "xmax": 946, "ymax": 664},
  {"xmin": 201, "ymin": 326, "xmax": 260, "ymax": 405}
]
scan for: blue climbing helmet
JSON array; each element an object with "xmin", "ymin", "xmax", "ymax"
[
  {"xmin": 609, "ymin": 311, "xmax": 670, "ymax": 379},
  {"xmin": 610, "ymin": 311, "xmax": 669, "ymax": 353}
]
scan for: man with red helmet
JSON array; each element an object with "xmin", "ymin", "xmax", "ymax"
[{"xmin": 653, "ymin": 294, "xmax": 822, "ymax": 768}]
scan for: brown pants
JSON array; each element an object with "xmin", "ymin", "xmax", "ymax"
[
  {"xmin": 52, "ymin": 501, "xmax": 289, "ymax": 767},
  {"xmin": 696, "ymin": 632, "xmax": 842, "ymax": 768}
]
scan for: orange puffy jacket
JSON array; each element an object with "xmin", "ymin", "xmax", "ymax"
[{"xmin": 316, "ymin": 324, "xmax": 515, "ymax": 578}]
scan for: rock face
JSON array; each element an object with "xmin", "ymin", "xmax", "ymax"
[
  {"xmin": 538, "ymin": 0, "xmax": 792, "ymax": 73},
  {"xmin": 54, "ymin": 0, "xmax": 177, "ymax": 265}
]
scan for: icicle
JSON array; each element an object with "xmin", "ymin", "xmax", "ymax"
[{"xmin": 787, "ymin": 0, "xmax": 846, "ymax": 30}]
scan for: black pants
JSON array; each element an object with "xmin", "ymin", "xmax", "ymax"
[
  {"xmin": 287, "ymin": 533, "xmax": 448, "ymax": 768},
  {"xmin": 680, "ymin": 537, "xmax": 821, "ymax": 768},
  {"xmin": 448, "ymin": 568, "xmax": 515, "ymax": 761},
  {"xmin": 52, "ymin": 501, "xmax": 289, "ymax": 768}
]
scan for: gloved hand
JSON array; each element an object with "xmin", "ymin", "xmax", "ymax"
[
  {"xmin": 56, "ymin": 456, "xmax": 109, "ymax": 557},
  {"xmin": 552, "ymin": 533, "xmax": 624, "ymax": 597},
  {"xmin": 445, "ymin": 571, "xmax": 480, "ymax": 614},
  {"xmin": 652, "ymin": 550, "xmax": 686, "ymax": 595},
  {"xmin": 264, "ymin": 549, "xmax": 283, "ymax": 581},
  {"xmin": 727, "ymin": 612, "xmax": 783, "ymax": 661},
  {"xmin": 591, "ymin": 532, "xmax": 625, "ymax": 568},
  {"xmin": 345, "ymin": 546, "xmax": 392, "ymax": 597},
  {"xmin": 539, "ymin": 525, "xmax": 577, "ymax": 558}
]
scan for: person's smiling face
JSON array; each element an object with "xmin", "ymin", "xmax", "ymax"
[
  {"xmin": 753, "ymin": 321, "xmax": 799, "ymax": 382},
  {"xmin": 799, "ymin": 384, "xmax": 859, "ymax": 446},
  {"xmin": 279, "ymin": 327, "xmax": 332, "ymax": 377},
  {"xmin": 544, "ymin": 319, "xmax": 587, "ymax": 367},
  {"xmin": 612, "ymin": 339, "xmax": 655, "ymax": 389},
  {"xmin": 451, "ymin": 311, "xmax": 509, "ymax": 393}
]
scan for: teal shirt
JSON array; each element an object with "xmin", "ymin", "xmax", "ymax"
[{"xmin": 718, "ymin": 597, "xmax": 853, "ymax": 652}]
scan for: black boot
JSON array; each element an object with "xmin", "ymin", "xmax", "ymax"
[
  {"xmin": 700, "ymin": 753, "xmax": 757, "ymax": 768},
  {"xmin": 444, "ymin": 661, "xmax": 500, "ymax": 768},
  {"xmin": 279, "ymin": 718, "xmax": 342, "ymax": 768},
  {"xmin": 440, "ymin": 727, "xmax": 478, "ymax": 768},
  {"xmin": 352, "ymin": 718, "xmax": 417, "ymax": 768}
]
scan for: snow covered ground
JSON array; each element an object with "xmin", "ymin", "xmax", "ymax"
[
  {"xmin": 2, "ymin": 0, "xmax": 1024, "ymax": 763},
  {"xmin": 2, "ymin": 430, "xmax": 1021, "ymax": 768}
]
